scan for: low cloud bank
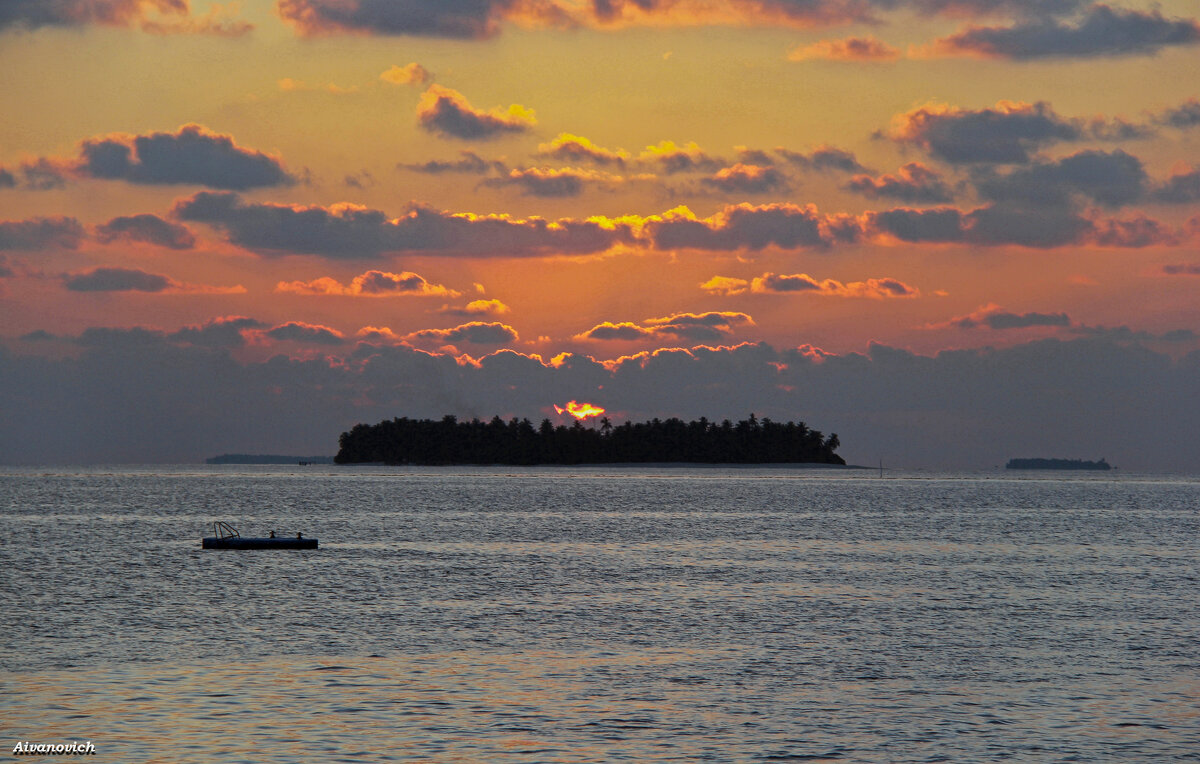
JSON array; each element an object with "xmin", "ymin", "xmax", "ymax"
[{"xmin": 2, "ymin": 330, "xmax": 1197, "ymax": 470}]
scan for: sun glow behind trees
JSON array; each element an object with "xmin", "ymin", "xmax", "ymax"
[{"xmin": 554, "ymin": 400, "xmax": 606, "ymax": 420}]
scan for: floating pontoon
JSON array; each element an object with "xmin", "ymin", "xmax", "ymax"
[{"xmin": 202, "ymin": 521, "xmax": 318, "ymax": 550}]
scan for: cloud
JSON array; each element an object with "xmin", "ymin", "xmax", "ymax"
[
  {"xmin": 928, "ymin": 5, "xmax": 1200, "ymax": 60},
  {"xmin": 416, "ymin": 85, "xmax": 536, "ymax": 140},
  {"xmin": 380, "ymin": 62, "xmax": 431, "ymax": 85},
  {"xmin": 277, "ymin": 0, "xmax": 510, "ymax": 39},
  {"xmin": 0, "ymin": 0, "xmax": 251, "ymax": 35},
  {"xmin": 1162, "ymin": 264, "xmax": 1200, "ymax": 276},
  {"xmin": 788, "ymin": 36, "xmax": 901, "ymax": 62},
  {"xmin": 61, "ymin": 266, "xmax": 244, "ymax": 294},
  {"xmin": 1151, "ymin": 166, "xmax": 1200, "ymax": 204},
  {"xmin": 701, "ymin": 164, "xmax": 789, "ymax": 194},
  {"xmin": 0, "ymin": 217, "xmax": 86, "ymax": 250},
  {"xmin": 775, "ymin": 145, "xmax": 869, "ymax": 174},
  {"xmin": 405, "ymin": 321, "xmax": 519, "ymax": 345},
  {"xmin": 703, "ymin": 272, "xmax": 920, "ymax": 298},
  {"xmin": 866, "ymin": 204, "xmax": 1176, "ymax": 248},
  {"xmin": 400, "ymin": 151, "xmax": 503, "ymax": 175},
  {"xmin": 274, "ymin": 270, "xmax": 460, "ymax": 297},
  {"xmin": 440, "ymin": 299, "xmax": 511, "ymax": 317},
  {"xmin": 647, "ymin": 203, "xmax": 860, "ymax": 252},
  {"xmin": 482, "ymin": 167, "xmax": 619, "ymax": 198},
  {"xmin": 868, "ymin": 207, "xmax": 966, "ymax": 242},
  {"xmin": 639, "ymin": 140, "xmax": 724, "ymax": 174},
  {"xmin": 577, "ymin": 311, "xmax": 754, "ymax": 343},
  {"xmin": 173, "ymin": 192, "xmax": 635, "ymax": 258},
  {"xmin": 94, "ymin": 214, "xmax": 196, "ymax": 249},
  {"xmin": 536, "ymin": 133, "xmax": 630, "ymax": 166},
  {"xmin": 946, "ymin": 305, "xmax": 1072, "ymax": 330},
  {"xmin": 962, "ymin": 203, "xmax": 1094, "ymax": 248},
  {"xmin": 1155, "ymin": 98, "xmax": 1200, "ymax": 130},
  {"xmin": 887, "ymin": 100, "xmax": 1083, "ymax": 164},
  {"xmin": 76, "ymin": 124, "xmax": 294, "ymax": 189},
  {"xmin": 973, "ymin": 149, "xmax": 1149, "ymax": 207},
  {"xmin": 168, "ymin": 316, "xmax": 266, "ymax": 348},
  {"xmin": 1089, "ymin": 216, "xmax": 1178, "ymax": 247},
  {"xmin": 266, "ymin": 321, "xmax": 346, "ymax": 345},
  {"xmin": 846, "ymin": 162, "xmax": 954, "ymax": 203},
  {"xmin": 0, "ymin": 158, "xmax": 70, "ymax": 191},
  {"xmin": 4, "ymin": 325, "xmax": 1199, "ymax": 470},
  {"xmin": 273, "ymin": 0, "xmax": 1097, "ymax": 40}
]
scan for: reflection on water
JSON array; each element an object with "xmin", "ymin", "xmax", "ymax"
[{"xmin": 1, "ymin": 466, "xmax": 1198, "ymax": 762}]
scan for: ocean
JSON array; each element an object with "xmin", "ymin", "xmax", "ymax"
[{"xmin": 1, "ymin": 466, "xmax": 1197, "ymax": 762}]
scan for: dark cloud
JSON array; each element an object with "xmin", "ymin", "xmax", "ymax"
[
  {"xmin": 0, "ymin": 0, "xmax": 250, "ymax": 34},
  {"xmin": 1163, "ymin": 264, "xmax": 1200, "ymax": 276},
  {"xmin": 846, "ymin": 162, "xmax": 954, "ymax": 203},
  {"xmin": 482, "ymin": 168, "xmax": 593, "ymax": 197},
  {"xmin": 974, "ymin": 149, "xmax": 1149, "ymax": 207},
  {"xmin": 401, "ymin": 151, "xmax": 502, "ymax": 175},
  {"xmin": 870, "ymin": 204, "xmax": 1175, "ymax": 248},
  {"xmin": 62, "ymin": 267, "xmax": 172, "ymax": 292},
  {"xmin": 416, "ymin": 85, "xmax": 535, "ymax": 140},
  {"xmin": 0, "ymin": 0, "xmax": 185, "ymax": 30},
  {"xmin": 639, "ymin": 141, "xmax": 724, "ymax": 174},
  {"xmin": 0, "ymin": 217, "xmax": 85, "ymax": 250},
  {"xmin": 8, "ymin": 329, "xmax": 1198, "ymax": 469},
  {"xmin": 1071, "ymin": 324, "xmax": 1198, "ymax": 342},
  {"xmin": 1155, "ymin": 98, "xmax": 1200, "ymax": 130},
  {"xmin": 888, "ymin": 101, "xmax": 1082, "ymax": 164},
  {"xmin": 1151, "ymin": 167, "xmax": 1200, "ymax": 204},
  {"xmin": 277, "ymin": 0, "xmax": 508, "ymax": 39},
  {"xmin": 648, "ymin": 203, "xmax": 859, "ymax": 252},
  {"xmin": 275, "ymin": 270, "xmax": 459, "ymax": 297},
  {"xmin": 578, "ymin": 322, "xmax": 655, "ymax": 341},
  {"xmin": 77, "ymin": 124, "xmax": 293, "ymax": 190},
  {"xmin": 0, "ymin": 160, "xmax": 70, "ymax": 191},
  {"xmin": 931, "ymin": 5, "xmax": 1200, "ymax": 60},
  {"xmin": 701, "ymin": 164, "xmax": 789, "ymax": 194},
  {"xmin": 168, "ymin": 316, "xmax": 266, "ymax": 348},
  {"xmin": 951, "ymin": 308, "xmax": 1072, "ymax": 330},
  {"xmin": 868, "ymin": 208, "xmax": 965, "ymax": 243},
  {"xmin": 1089, "ymin": 216, "xmax": 1178, "ymax": 248},
  {"xmin": 578, "ymin": 312, "xmax": 754, "ymax": 343},
  {"xmin": 407, "ymin": 321, "xmax": 519, "ymax": 345},
  {"xmin": 775, "ymin": 146, "xmax": 868, "ymax": 173},
  {"xmin": 275, "ymin": 0, "xmax": 1093, "ymax": 40},
  {"xmin": 537, "ymin": 134, "xmax": 629, "ymax": 166},
  {"xmin": 266, "ymin": 321, "xmax": 346, "ymax": 345},
  {"xmin": 963, "ymin": 203, "xmax": 1094, "ymax": 248},
  {"xmin": 173, "ymin": 192, "xmax": 634, "ymax": 258},
  {"xmin": 94, "ymin": 214, "xmax": 196, "ymax": 249},
  {"xmin": 744, "ymin": 272, "xmax": 920, "ymax": 298}
]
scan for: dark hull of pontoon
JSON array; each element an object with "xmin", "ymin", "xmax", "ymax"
[{"xmin": 202, "ymin": 537, "xmax": 318, "ymax": 550}]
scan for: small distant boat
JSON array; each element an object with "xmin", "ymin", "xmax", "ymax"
[{"xmin": 202, "ymin": 521, "xmax": 318, "ymax": 550}]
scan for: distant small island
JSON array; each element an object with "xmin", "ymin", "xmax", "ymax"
[
  {"xmin": 335, "ymin": 414, "xmax": 844, "ymax": 466},
  {"xmin": 206, "ymin": 454, "xmax": 335, "ymax": 465},
  {"xmin": 1006, "ymin": 458, "xmax": 1112, "ymax": 471}
]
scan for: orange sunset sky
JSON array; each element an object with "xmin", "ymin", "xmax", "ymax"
[{"xmin": 1, "ymin": 0, "xmax": 1198, "ymax": 468}]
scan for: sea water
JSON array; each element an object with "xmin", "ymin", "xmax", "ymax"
[{"xmin": 1, "ymin": 466, "xmax": 1197, "ymax": 762}]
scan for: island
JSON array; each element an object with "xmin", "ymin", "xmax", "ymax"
[
  {"xmin": 335, "ymin": 414, "xmax": 845, "ymax": 466},
  {"xmin": 1005, "ymin": 458, "xmax": 1112, "ymax": 471}
]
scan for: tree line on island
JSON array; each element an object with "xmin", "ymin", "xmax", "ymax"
[{"xmin": 335, "ymin": 414, "xmax": 845, "ymax": 466}]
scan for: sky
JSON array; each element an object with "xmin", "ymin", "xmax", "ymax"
[{"xmin": 1, "ymin": 0, "xmax": 1198, "ymax": 469}]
